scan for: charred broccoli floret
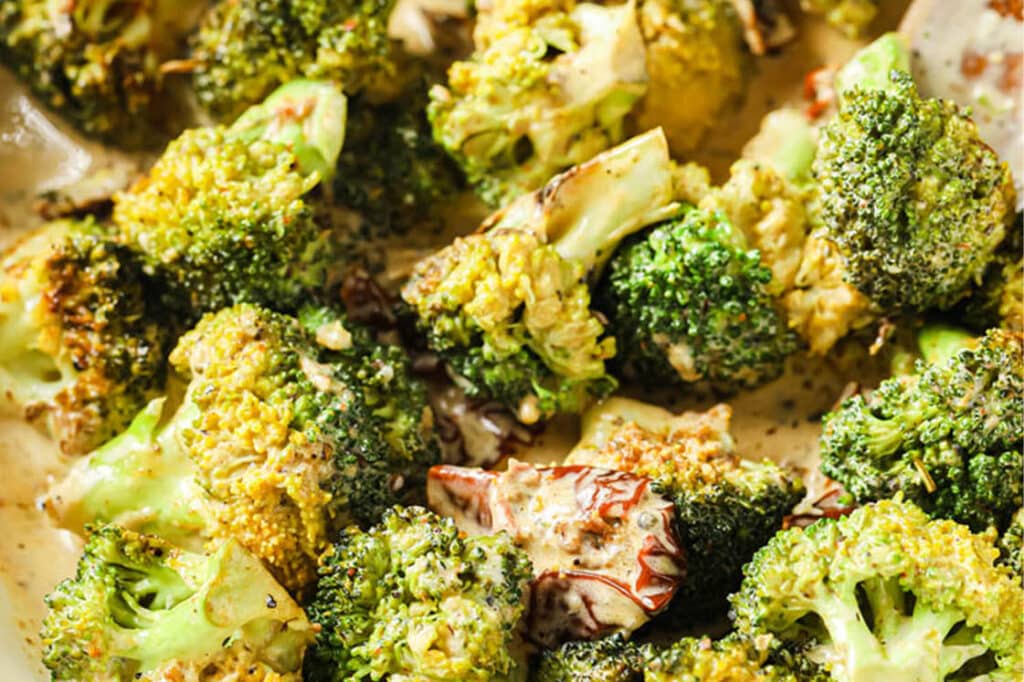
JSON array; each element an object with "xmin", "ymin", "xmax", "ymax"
[
  {"xmin": 0, "ymin": 219, "xmax": 170, "ymax": 454},
  {"xmin": 48, "ymin": 304, "xmax": 438, "ymax": 591},
  {"xmin": 0, "ymin": 0, "xmax": 203, "ymax": 146},
  {"xmin": 304, "ymin": 506, "xmax": 532, "ymax": 682},
  {"xmin": 191, "ymin": 0, "xmax": 402, "ymax": 122},
  {"xmin": 632, "ymin": 0, "xmax": 747, "ymax": 156},
  {"xmin": 731, "ymin": 499, "xmax": 1024, "ymax": 680},
  {"xmin": 566, "ymin": 397, "xmax": 803, "ymax": 621},
  {"xmin": 998, "ymin": 507, "xmax": 1023, "ymax": 579},
  {"xmin": 598, "ymin": 205, "xmax": 797, "ymax": 390},
  {"xmin": 428, "ymin": 0, "xmax": 648, "ymax": 206},
  {"xmin": 402, "ymin": 130, "xmax": 680, "ymax": 423},
  {"xmin": 535, "ymin": 634, "xmax": 650, "ymax": 682},
  {"xmin": 112, "ymin": 80, "xmax": 347, "ymax": 317},
  {"xmin": 814, "ymin": 44, "xmax": 1015, "ymax": 313},
  {"xmin": 333, "ymin": 84, "xmax": 464, "ymax": 236},
  {"xmin": 40, "ymin": 525, "xmax": 312, "ymax": 681},
  {"xmin": 799, "ymin": 0, "xmax": 878, "ymax": 37},
  {"xmin": 820, "ymin": 329, "xmax": 1022, "ymax": 533}
]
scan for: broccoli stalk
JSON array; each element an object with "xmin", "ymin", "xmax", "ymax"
[
  {"xmin": 402, "ymin": 129, "xmax": 679, "ymax": 422},
  {"xmin": 41, "ymin": 526, "xmax": 312, "ymax": 681},
  {"xmin": 731, "ymin": 499, "xmax": 1024, "ymax": 681},
  {"xmin": 112, "ymin": 79, "xmax": 348, "ymax": 317}
]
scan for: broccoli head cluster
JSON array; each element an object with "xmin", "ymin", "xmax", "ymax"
[
  {"xmin": 41, "ymin": 525, "xmax": 313, "ymax": 681},
  {"xmin": 304, "ymin": 506, "xmax": 532, "ymax": 682},
  {"xmin": 0, "ymin": 219, "xmax": 170, "ymax": 454},
  {"xmin": 0, "ymin": 0, "xmax": 203, "ymax": 146},
  {"xmin": 821, "ymin": 329, "xmax": 1023, "ymax": 533},
  {"xmin": 799, "ymin": 0, "xmax": 879, "ymax": 37},
  {"xmin": 732, "ymin": 499, "xmax": 1024, "ymax": 680},
  {"xmin": 191, "ymin": 0, "xmax": 403, "ymax": 122},
  {"xmin": 598, "ymin": 206, "xmax": 797, "ymax": 390},
  {"xmin": 49, "ymin": 303, "xmax": 438, "ymax": 591}
]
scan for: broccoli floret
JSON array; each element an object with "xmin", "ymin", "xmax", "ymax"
[
  {"xmin": 333, "ymin": 84, "xmax": 464, "ymax": 236},
  {"xmin": 598, "ymin": 205, "xmax": 797, "ymax": 390},
  {"xmin": 48, "ymin": 304, "xmax": 438, "ymax": 591},
  {"xmin": 304, "ymin": 506, "xmax": 532, "ymax": 682},
  {"xmin": 799, "ymin": 0, "xmax": 878, "ymax": 37},
  {"xmin": 645, "ymin": 635, "xmax": 818, "ymax": 682},
  {"xmin": 820, "ymin": 329, "xmax": 1022, "ymax": 533},
  {"xmin": 959, "ymin": 220, "xmax": 1024, "ymax": 333},
  {"xmin": 0, "ymin": 0, "xmax": 203, "ymax": 146},
  {"xmin": 112, "ymin": 80, "xmax": 347, "ymax": 317},
  {"xmin": 998, "ymin": 507, "xmax": 1023, "ymax": 579},
  {"xmin": 731, "ymin": 499, "xmax": 1024, "ymax": 680},
  {"xmin": 0, "ymin": 219, "xmax": 171, "ymax": 454},
  {"xmin": 814, "ymin": 55, "xmax": 1015, "ymax": 312},
  {"xmin": 402, "ymin": 129, "xmax": 680, "ymax": 423},
  {"xmin": 535, "ymin": 634, "xmax": 650, "ymax": 682},
  {"xmin": 633, "ymin": 0, "xmax": 747, "ymax": 156},
  {"xmin": 566, "ymin": 397, "xmax": 803, "ymax": 621},
  {"xmin": 428, "ymin": 0, "xmax": 648, "ymax": 206},
  {"xmin": 40, "ymin": 525, "xmax": 312, "ymax": 681},
  {"xmin": 191, "ymin": 0, "xmax": 403, "ymax": 123}
]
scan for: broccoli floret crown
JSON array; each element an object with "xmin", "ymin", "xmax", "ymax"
[
  {"xmin": 998, "ymin": 507, "xmax": 1023, "ymax": 579},
  {"xmin": 646, "ymin": 635, "xmax": 815, "ymax": 682},
  {"xmin": 192, "ymin": 0, "xmax": 399, "ymax": 122},
  {"xmin": 536, "ymin": 634, "xmax": 650, "ymax": 682},
  {"xmin": 821, "ymin": 329, "xmax": 1023, "ymax": 532},
  {"xmin": 599, "ymin": 206, "xmax": 798, "ymax": 390},
  {"xmin": 304, "ymin": 505, "xmax": 532, "ymax": 682},
  {"xmin": 814, "ymin": 69, "xmax": 1015, "ymax": 312},
  {"xmin": 0, "ymin": 219, "xmax": 170, "ymax": 453},
  {"xmin": 731, "ymin": 498, "xmax": 1024, "ymax": 681},
  {"xmin": 40, "ymin": 525, "xmax": 311, "ymax": 681}
]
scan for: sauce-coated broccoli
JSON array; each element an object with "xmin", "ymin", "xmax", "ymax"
[
  {"xmin": 304, "ymin": 506, "xmax": 532, "ymax": 682},
  {"xmin": 731, "ymin": 499, "xmax": 1024, "ymax": 680},
  {"xmin": 0, "ymin": 219, "xmax": 171, "ymax": 454},
  {"xmin": 40, "ymin": 525, "xmax": 312, "ymax": 681}
]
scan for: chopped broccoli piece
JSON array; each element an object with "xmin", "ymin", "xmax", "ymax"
[
  {"xmin": 814, "ymin": 62, "xmax": 1015, "ymax": 312},
  {"xmin": 915, "ymin": 323, "xmax": 977, "ymax": 366},
  {"xmin": 402, "ymin": 129, "xmax": 680, "ymax": 423},
  {"xmin": 0, "ymin": 219, "xmax": 171, "ymax": 454},
  {"xmin": 800, "ymin": 0, "xmax": 879, "ymax": 37},
  {"xmin": 48, "ymin": 304, "xmax": 438, "ymax": 591},
  {"xmin": 333, "ymin": 84, "xmax": 464, "ymax": 236},
  {"xmin": 112, "ymin": 80, "xmax": 347, "ymax": 317},
  {"xmin": 191, "ymin": 0, "xmax": 403, "ymax": 122},
  {"xmin": 645, "ymin": 635, "xmax": 818, "ymax": 682},
  {"xmin": 633, "ymin": 0, "xmax": 747, "ymax": 156},
  {"xmin": 566, "ymin": 397, "xmax": 803, "ymax": 621},
  {"xmin": 536, "ymin": 634, "xmax": 650, "ymax": 682},
  {"xmin": 959, "ymin": 220, "xmax": 1024, "ymax": 334},
  {"xmin": 0, "ymin": 0, "xmax": 203, "ymax": 146},
  {"xmin": 821, "ymin": 329, "xmax": 1023, "ymax": 533},
  {"xmin": 429, "ymin": 0, "xmax": 648, "ymax": 206},
  {"xmin": 731, "ymin": 499, "xmax": 1024, "ymax": 680},
  {"xmin": 304, "ymin": 506, "xmax": 532, "ymax": 682},
  {"xmin": 998, "ymin": 507, "xmax": 1023, "ymax": 579},
  {"xmin": 40, "ymin": 525, "xmax": 312, "ymax": 681},
  {"xmin": 598, "ymin": 205, "xmax": 798, "ymax": 390}
]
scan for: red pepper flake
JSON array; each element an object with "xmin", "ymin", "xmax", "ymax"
[
  {"xmin": 999, "ymin": 53, "xmax": 1023, "ymax": 93},
  {"xmin": 343, "ymin": 18, "xmax": 359, "ymax": 30},
  {"xmin": 988, "ymin": 0, "xmax": 1023, "ymax": 21},
  {"xmin": 961, "ymin": 51, "xmax": 989, "ymax": 78}
]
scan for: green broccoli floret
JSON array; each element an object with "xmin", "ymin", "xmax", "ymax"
[
  {"xmin": 333, "ymin": 84, "xmax": 464, "ymax": 236},
  {"xmin": 401, "ymin": 129, "xmax": 680, "ymax": 423},
  {"xmin": 535, "ymin": 634, "xmax": 650, "ymax": 682},
  {"xmin": 821, "ymin": 329, "xmax": 1022, "ymax": 533},
  {"xmin": 645, "ymin": 635, "xmax": 819, "ymax": 682},
  {"xmin": 112, "ymin": 80, "xmax": 347, "ymax": 317},
  {"xmin": 799, "ymin": 0, "xmax": 878, "ymax": 37},
  {"xmin": 0, "ymin": 0, "xmax": 203, "ymax": 146},
  {"xmin": 598, "ymin": 205, "xmax": 797, "ymax": 390},
  {"xmin": 48, "ymin": 303, "xmax": 438, "ymax": 591},
  {"xmin": 428, "ymin": 0, "xmax": 648, "ymax": 206},
  {"xmin": 0, "ymin": 219, "xmax": 171, "ymax": 454},
  {"xmin": 566, "ymin": 397, "xmax": 804, "ymax": 621},
  {"xmin": 191, "ymin": 0, "xmax": 403, "ymax": 123},
  {"xmin": 814, "ymin": 44, "xmax": 1016, "ymax": 313},
  {"xmin": 304, "ymin": 506, "xmax": 532, "ymax": 682},
  {"xmin": 731, "ymin": 498, "xmax": 1024, "ymax": 680},
  {"xmin": 998, "ymin": 507, "xmax": 1023, "ymax": 579},
  {"xmin": 958, "ymin": 220, "xmax": 1024, "ymax": 334},
  {"xmin": 40, "ymin": 525, "xmax": 312, "ymax": 681}
]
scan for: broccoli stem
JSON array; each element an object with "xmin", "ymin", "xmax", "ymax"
[
  {"xmin": 229, "ymin": 80, "xmax": 348, "ymax": 181},
  {"xmin": 835, "ymin": 32, "xmax": 911, "ymax": 100},
  {"xmin": 917, "ymin": 324, "xmax": 976, "ymax": 366},
  {"xmin": 743, "ymin": 108, "xmax": 818, "ymax": 183}
]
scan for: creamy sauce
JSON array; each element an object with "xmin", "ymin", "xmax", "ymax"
[{"xmin": 0, "ymin": 1, "xmax": 935, "ymax": 677}]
